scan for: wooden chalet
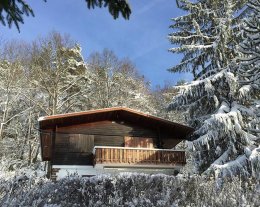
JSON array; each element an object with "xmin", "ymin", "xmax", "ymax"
[{"xmin": 38, "ymin": 107, "xmax": 194, "ymax": 180}]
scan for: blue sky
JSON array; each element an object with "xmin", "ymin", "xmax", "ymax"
[{"xmin": 1, "ymin": 0, "xmax": 192, "ymax": 88}]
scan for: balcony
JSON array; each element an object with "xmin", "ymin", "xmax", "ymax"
[{"xmin": 94, "ymin": 146, "xmax": 186, "ymax": 166}]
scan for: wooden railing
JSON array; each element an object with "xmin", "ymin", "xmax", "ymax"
[{"xmin": 94, "ymin": 146, "xmax": 186, "ymax": 165}]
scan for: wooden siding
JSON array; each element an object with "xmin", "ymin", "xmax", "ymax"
[
  {"xmin": 53, "ymin": 121, "xmax": 159, "ymax": 165},
  {"xmin": 94, "ymin": 146, "xmax": 186, "ymax": 165},
  {"xmin": 94, "ymin": 135, "xmax": 124, "ymax": 147},
  {"xmin": 53, "ymin": 134, "xmax": 94, "ymax": 165},
  {"xmin": 124, "ymin": 137, "xmax": 154, "ymax": 148},
  {"xmin": 39, "ymin": 107, "xmax": 194, "ymax": 141},
  {"xmin": 44, "ymin": 120, "xmax": 184, "ymax": 165},
  {"xmin": 56, "ymin": 121, "xmax": 158, "ymax": 138},
  {"xmin": 69, "ymin": 134, "xmax": 94, "ymax": 152}
]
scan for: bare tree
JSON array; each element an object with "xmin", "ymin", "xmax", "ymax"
[
  {"xmin": 87, "ymin": 49, "xmax": 156, "ymax": 114},
  {"xmin": 26, "ymin": 32, "xmax": 90, "ymax": 115},
  {"xmin": 0, "ymin": 44, "xmax": 28, "ymax": 140}
]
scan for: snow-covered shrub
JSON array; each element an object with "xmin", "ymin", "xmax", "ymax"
[{"xmin": 0, "ymin": 173, "xmax": 259, "ymax": 207}]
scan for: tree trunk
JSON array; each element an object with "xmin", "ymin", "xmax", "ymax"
[
  {"xmin": 32, "ymin": 144, "xmax": 40, "ymax": 164},
  {"xmin": 0, "ymin": 123, "xmax": 4, "ymax": 140}
]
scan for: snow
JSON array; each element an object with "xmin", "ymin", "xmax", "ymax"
[
  {"xmin": 168, "ymin": 7, "xmax": 260, "ymax": 174},
  {"xmin": 244, "ymin": 147, "xmax": 252, "ymax": 157},
  {"xmin": 239, "ymin": 85, "xmax": 252, "ymax": 100},
  {"xmin": 169, "ymin": 64, "xmax": 259, "ymax": 178},
  {"xmin": 217, "ymin": 101, "xmax": 230, "ymax": 114},
  {"xmin": 168, "ymin": 0, "xmax": 248, "ymax": 78},
  {"xmin": 0, "ymin": 2, "xmax": 259, "ymax": 206},
  {"xmin": 0, "ymin": 172, "xmax": 259, "ymax": 206},
  {"xmin": 249, "ymin": 147, "xmax": 260, "ymax": 179},
  {"xmin": 53, "ymin": 165, "xmax": 100, "ymax": 179},
  {"xmin": 212, "ymin": 155, "xmax": 249, "ymax": 177},
  {"xmin": 38, "ymin": 116, "xmax": 46, "ymax": 121}
]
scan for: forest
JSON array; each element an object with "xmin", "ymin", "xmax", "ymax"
[{"xmin": 0, "ymin": 0, "xmax": 259, "ymax": 206}]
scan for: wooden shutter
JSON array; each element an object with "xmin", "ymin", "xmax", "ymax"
[
  {"xmin": 42, "ymin": 133, "xmax": 52, "ymax": 160},
  {"xmin": 69, "ymin": 134, "xmax": 94, "ymax": 153},
  {"xmin": 124, "ymin": 137, "xmax": 154, "ymax": 148}
]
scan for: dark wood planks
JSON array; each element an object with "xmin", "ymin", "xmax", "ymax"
[
  {"xmin": 56, "ymin": 121, "xmax": 158, "ymax": 138},
  {"xmin": 41, "ymin": 132, "xmax": 52, "ymax": 160},
  {"xmin": 94, "ymin": 135, "xmax": 124, "ymax": 147},
  {"xmin": 53, "ymin": 134, "xmax": 94, "ymax": 165},
  {"xmin": 47, "ymin": 121, "xmax": 182, "ymax": 165}
]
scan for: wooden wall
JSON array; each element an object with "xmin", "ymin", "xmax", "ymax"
[
  {"xmin": 50, "ymin": 121, "xmax": 181, "ymax": 165},
  {"xmin": 52, "ymin": 121, "xmax": 158, "ymax": 165},
  {"xmin": 56, "ymin": 121, "xmax": 158, "ymax": 137},
  {"xmin": 53, "ymin": 134, "xmax": 94, "ymax": 165}
]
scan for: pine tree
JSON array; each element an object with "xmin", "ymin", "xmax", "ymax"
[
  {"xmin": 239, "ymin": 0, "xmax": 260, "ymax": 90},
  {"xmin": 0, "ymin": 0, "xmax": 34, "ymax": 32},
  {"xmin": 168, "ymin": 0, "xmax": 259, "ymax": 178},
  {"xmin": 168, "ymin": 0, "xmax": 248, "ymax": 79},
  {"xmin": 86, "ymin": 0, "xmax": 131, "ymax": 20},
  {"xmin": 238, "ymin": 0, "xmax": 260, "ymax": 179}
]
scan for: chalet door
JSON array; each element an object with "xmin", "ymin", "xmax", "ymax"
[{"xmin": 124, "ymin": 136, "xmax": 154, "ymax": 148}]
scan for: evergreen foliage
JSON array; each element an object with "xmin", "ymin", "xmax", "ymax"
[
  {"xmin": 168, "ymin": 0, "xmax": 260, "ymax": 178},
  {"xmin": 86, "ymin": 0, "xmax": 131, "ymax": 20},
  {"xmin": 168, "ymin": 0, "xmax": 249, "ymax": 79},
  {"xmin": 238, "ymin": 0, "xmax": 260, "ymax": 134},
  {"xmin": 238, "ymin": 0, "xmax": 260, "ymax": 94},
  {"xmin": 0, "ymin": 0, "xmax": 35, "ymax": 32},
  {"xmin": 237, "ymin": 0, "xmax": 260, "ymax": 178}
]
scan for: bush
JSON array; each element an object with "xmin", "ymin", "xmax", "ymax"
[{"xmin": 0, "ymin": 172, "xmax": 259, "ymax": 206}]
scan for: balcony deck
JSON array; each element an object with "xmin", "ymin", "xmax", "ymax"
[{"xmin": 94, "ymin": 146, "xmax": 186, "ymax": 166}]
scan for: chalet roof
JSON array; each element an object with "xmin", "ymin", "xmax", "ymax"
[{"xmin": 38, "ymin": 107, "xmax": 194, "ymax": 140}]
